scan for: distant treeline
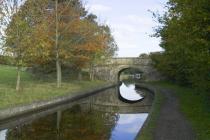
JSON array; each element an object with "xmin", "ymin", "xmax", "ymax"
[{"xmin": 0, "ymin": 55, "xmax": 15, "ymax": 65}]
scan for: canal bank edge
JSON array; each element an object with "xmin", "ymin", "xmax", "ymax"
[
  {"xmin": 0, "ymin": 83, "xmax": 117, "ymax": 122},
  {"xmin": 135, "ymin": 83, "xmax": 165, "ymax": 140}
]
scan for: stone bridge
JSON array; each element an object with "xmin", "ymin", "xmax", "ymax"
[{"xmin": 93, "ymin": 56, "xmax": 162, "ymax": 82}]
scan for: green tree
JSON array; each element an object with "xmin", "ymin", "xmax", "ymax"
[
  {"xmin": 1, "ymin": 0, "xmax": 29, "ymax": 91},
  {"xmin": 153, "ymin": 0, "xmax": 210, "ymax": 91},
  {"xmin": 1, "ymin": 0, "xmax": 52, "ymax": 91}
]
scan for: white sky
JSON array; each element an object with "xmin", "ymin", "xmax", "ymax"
[{"xmin": 85, "ymin": 0, "xmax": 167, "ymax": 57}]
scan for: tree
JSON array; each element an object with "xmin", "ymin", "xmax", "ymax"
[
  {"xmin": 1, "ymin": 0, "xmax": 27, "ymax": 91},
  {"xmin": 27, "ymin": 0, "xmax": 117, "ymax": 82},
  {"xmin": 1, "ymin": 0, "xmax": 52, "ymax": 91},
  {"xmin": 47, "ymin": 0, "xmax": 89, "ymax": 87},
  {"xmin": 153, "ymin": 0, "xmax": 210, "ymax": 91},
  {"xmin": 3, "ymin": 0, "xmax": 118, "ymax": 86},
  {"xmin": 87, "ymin": 24, "xmax": 118, "ymax": 80}
]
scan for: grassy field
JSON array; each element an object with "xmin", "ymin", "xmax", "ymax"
[
  {"xmin": 0, "ymin": 65, "xmax": 106, "ymax": 109},
  {"xmin": 138, "ymin": 81, "xmax": 210, "ymax": 140}
]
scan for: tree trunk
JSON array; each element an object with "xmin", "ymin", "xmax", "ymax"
[
  {"xmin": 56, "ymin": 57, "xmax": 62, "ymax": 88},
  {"xmin": 89, "ymin": 64, "xmax": 94, "ymax": 81},
  {"xmin": 55, "ymin": 0, "xmax": 62, "ymax": 88},
  {"xmin": 16, "ymin": 66, "xmax": 21, "ymax": 91},
  {"xmin": 78, "ymin": 70, "xmax": 82, "ymax": 81},
  {"xmin": 90, "ymin": 73, "xmax": 94, "ymax": 81}
]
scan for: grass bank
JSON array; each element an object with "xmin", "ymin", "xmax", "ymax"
[
  {"xmin": 0, "ymin": 65, "xmax": 107, "ymax": 109},
  {"xmin": 137, "ymin": 84, "xmax": 165, "ymax": 140},
  {"xmin": 138, "ymin": 81, "xmax": 210, "ymax": 140}
]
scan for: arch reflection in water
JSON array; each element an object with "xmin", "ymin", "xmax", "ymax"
[
  {"xmin": 119, "ymin": 82, "xmax": 144, "ymax": 102},
  {"xmin": 0, "ymin": 129, "xmax": 7, "ymax": 140},
  {"xmin": 0, "ymin": 86, "xmax": 153, "ymax": 140}
]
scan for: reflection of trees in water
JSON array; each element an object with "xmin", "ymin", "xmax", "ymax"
[
  {"xmin": 6, "ymin": 104, "xmax": 118, "ymax": 140},
  {"xmin": 6, "ymin": 113, "xmax": 57, "ymax": 140},
  {"xmin": 60, "ymin": 105, "xmax": 118, "ymax": 140}
]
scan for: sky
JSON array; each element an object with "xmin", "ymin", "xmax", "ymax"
[{"xmin": 85, "ymin": 0, "xmax": 168, "ymax": 57}]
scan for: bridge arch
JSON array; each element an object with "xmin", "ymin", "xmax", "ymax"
[
  {"xmin": 93, "ymin": 57, "xmax": 163, "ymax": 82},
  {"xmin": 117, "ymin": 66, "xmax": 144, "ymax": 81}
]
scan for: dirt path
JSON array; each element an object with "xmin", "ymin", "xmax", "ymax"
[{"xmin": 154, "ymin": 88, "xmax": 195, "ymax": 140}]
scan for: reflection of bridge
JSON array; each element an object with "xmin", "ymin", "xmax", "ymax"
[
  {"xmin": 93, "ymin": 57, "xmax": 162, "ymax": 82},
  {"xmin": 80, "ymin": 103, "xmax": 151, "ymax": 114},
  {"xmin": 79, "ymin": 86, "xmax": 154, "ymax": 114}
]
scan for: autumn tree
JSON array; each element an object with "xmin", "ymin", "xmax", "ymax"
[
  {"xmin": 37, "ymin": 0, "xmax": 90, "ymax": 87},
  {"xmin": 3, "ymin": 0, "xmax": 118, "ymax": 86},
  {"xmin": 67, "ymin": 13, "xmax": 117, "ymax": 80},
  {"xmin": 68, "ymin": 14, "xmax": 117, "ymax": 80},
  {"xmin": 29, "ymin": 0, "xmax": 117, "ymax": 82}
]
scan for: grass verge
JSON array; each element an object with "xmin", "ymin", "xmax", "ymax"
[
  {"xmin": 137, "ymin": 85, "xmax": 165, "ymax": 140},
  {"xmin": 0, "ymin": 65, "xmax": 107, "ymax": 109}
]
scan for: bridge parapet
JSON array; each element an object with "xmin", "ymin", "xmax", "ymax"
[{"xmin": 104, "ymin": 57, "xmax": 152, "ymax": 66}]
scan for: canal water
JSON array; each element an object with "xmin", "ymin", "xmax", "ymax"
[{"xmin": 0, "ymin": 82, "xmax": 153, "ymax": 140}]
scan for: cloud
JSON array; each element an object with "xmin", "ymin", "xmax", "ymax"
[
  {"xmin": 112, "ymin": 23, "xmax": 136, "ymax": 33},
  {"xmin": 87, "ymin": 4, "xmax": 112, "ymax": 13},
  {"xmin": 85, "ymin": 0, "xmax": 165, "ymax": 57},
  {"xmin": 126, "ymin": 15, "xmax": 155, "ymax": 27},
  {"xmin": 149, "ymin": 3, "xmax": 165, "ymax": 11},
  {"xmin": 112, "ymin": 23, "xmax": 149, "ymax": 35}
]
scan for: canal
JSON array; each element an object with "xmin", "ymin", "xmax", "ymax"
[{"xmin": 0, "ymin": 81, "xmax": 153, "ymax": 140}]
